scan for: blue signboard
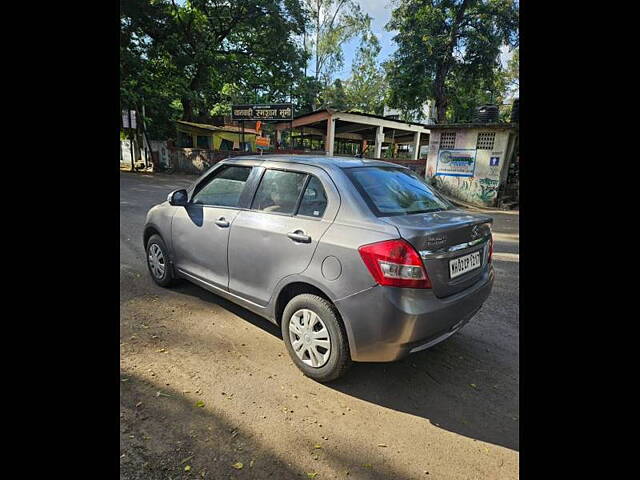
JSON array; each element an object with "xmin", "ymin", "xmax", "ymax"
[
  {"xmin": 490, "ymin": 156, "xmax": 500, "ymax": 166},
  {"xmin": 436, "ymin": 149, "xmax": 477, "ymax": 177}
]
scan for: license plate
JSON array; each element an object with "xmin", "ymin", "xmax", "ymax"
[{"xmin": 449, "ymin": 251, "xmax": 481, "ymax": 279}]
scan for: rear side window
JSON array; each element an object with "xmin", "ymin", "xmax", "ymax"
[
  {"xmin": 191, "ymin": 166, "xmax": 251, "ymax": 207},
  {"xmin": 252, "ymin": 170, "xmax": 307, "ymax": 215},
  {"xmin": 298, "ymin": 176, "xmax": 327, "ymax": 218},
  {"xmin": 345, "ymin": 166, "xmax": 452, "ymax": 216}
]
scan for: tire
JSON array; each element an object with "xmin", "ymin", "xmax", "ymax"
[
  {"xmin": 281, "ymin": 294, "xmax": 352, "ymax": 382},
  {"xmin": 145, "ymin": 234, "xmax": 175, "ymax": 287}
]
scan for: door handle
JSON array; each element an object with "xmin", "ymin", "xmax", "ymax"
[
  {"xmin": 287, "ymin": 230, "xmax": 311, "ymax": 243},
  {"xmin": 215, "ymin": 217, "xmax": 230, "ymax": 228}
]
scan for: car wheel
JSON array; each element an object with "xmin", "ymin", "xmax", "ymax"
[
  {"xmin": 281, "ymin": 294, "xmax": 352, "ymax": 382},
  {"xmin": 146, "ymin": 234, "xmax": 175, "ymax": 287}
]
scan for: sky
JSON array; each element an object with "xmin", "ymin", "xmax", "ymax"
[
  {"xmin": 335, "ymin": 0, "xmax": 515, "ymax": 80},
  {"xmin": 335, "ymin": 0, "xmax": 397, "ymax": 79}
]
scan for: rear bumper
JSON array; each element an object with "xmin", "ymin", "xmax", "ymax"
[{"xmin": 335, "ymin": 266, "xmax": 494, "ymax": 362}]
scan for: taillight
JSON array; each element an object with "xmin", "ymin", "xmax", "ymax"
[
  {"xmin": 358, "ymin": 239, "xmax": 432, "ymax": 289},
  {"xmin": 488, "ymin": 236, "xmax": 494, "ymax": 263}
]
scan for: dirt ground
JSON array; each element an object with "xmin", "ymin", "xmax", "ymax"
[{"xmin": 120, "ymin": 171, "xmax": 519, "ymax": 480}]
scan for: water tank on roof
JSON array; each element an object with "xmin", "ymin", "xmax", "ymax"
[{"xmin": 474, "ymin": 104, "xmax": 499, "ymax": 123}]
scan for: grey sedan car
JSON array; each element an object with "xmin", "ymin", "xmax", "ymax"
[{"xmin": 144, "ymin": 155, "xmax": 494, "ymax": 382}]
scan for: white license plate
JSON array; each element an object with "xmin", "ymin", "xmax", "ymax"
[{"xmin": 449, "ymin": 251, "xmax": 481, "ymax": 279}]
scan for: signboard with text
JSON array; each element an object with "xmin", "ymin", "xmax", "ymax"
[
  {"xmin": 255, "ymin": 136, "xmax": 270, "ymax": 148},
  {"xmin": 231, "ymin": 104, "xmax": 293, "ymax": 121},
  {"xmin": 435, "ymin": 149, "xmax": 477, "ymax": 177}
]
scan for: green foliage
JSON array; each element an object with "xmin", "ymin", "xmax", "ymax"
[
  {"xmin": 385, "ymin": 0, "xmax": 519, "ymax": 122},
  {"xmin": 320, "ymin": 78, "xmax": 348, "ymax": 110},
  {"xmin": 502, "ymin": 47, "xmax": 519, "ymax": 99},
  {"xmin": 344, "ymin": 36, "xmax": 387, "ymax": 115},
  {"xmin": 302, "ymin": 0, "xmax": 375, "ymax": 106},
  {"xmin": 121, "ymin": 0, "xmax": 308, "ymax": 138}
]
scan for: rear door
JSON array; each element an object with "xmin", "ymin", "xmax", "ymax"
[
  {"xmin": 171, "ymin": 164, "xmax": 256, "ymax": 289},
  {"xmin": 227, "ymin": 164, "xmax": 339, "ymax": 306}
]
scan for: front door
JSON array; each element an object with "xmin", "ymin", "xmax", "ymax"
[
  {"xmin": 171, "ymin": 165, "xmax": 253, "ymax": 289},
  {"xmin": 228, "ymin": 167, "xmax": 336, "ymax": 306}
]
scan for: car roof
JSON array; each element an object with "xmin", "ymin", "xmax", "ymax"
[{"xmin": 222, "ymin": 154, "xmax": 407, "ymax": 171}]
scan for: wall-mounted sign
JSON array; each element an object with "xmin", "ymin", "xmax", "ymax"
[
  {"xmin": 436, "ymin": 149, "xmax": 477, "ymax": 177},
  {"xmin": 490, "ymin": 156, "xmax": 500, "ymax": 166},
  {"xmin": 232, "ymin": 104, "xmax": 293, "ymax": 121},
  {"xmin": 256, "ymin": 136, "xmax": 270, "ymax": 148}
]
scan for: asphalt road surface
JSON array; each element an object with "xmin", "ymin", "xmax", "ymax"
[{"xmin": 120, "ymin": 171, "xmax": 519, "ymax": 480}]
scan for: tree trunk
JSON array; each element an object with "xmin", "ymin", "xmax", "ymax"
[
  {"xmin": 434, "ymin": 65, "xmax": 448, "ymax": 123},
  {"xmin": 181, "ymin": 97, "xmax": 194, "ymax": 121},
  {"xmin": 434, "ymin": 0, "xmax": 471, "ymax": 123}
]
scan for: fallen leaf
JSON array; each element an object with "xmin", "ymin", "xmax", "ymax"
[
  {"xmin": 184, "ymin": 465, "xmax": 191, "ymax": 472},
  {"xmin": 195, "ymin": 401, "xmax": 205, "ymax": 408},
  {"xmin": 377, "ymin": 444, "xmax": 387, "ymax": 448},
  {"xmin": 231, "ymin": 462, "xmax": 243, "ymax": 470},
  {"xmin": 470, "ymin": 384, "xmax": 477, "ymax": 388},
  {"xmin": 314, "ymin": 445, "xmax": 322, "ymax": 449},
  {"xmin": 307, "ymin": 473, "xmax": 318, "ymax": 478}
]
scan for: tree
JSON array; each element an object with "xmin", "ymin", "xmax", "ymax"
[
  {"xmin": 385, "ymin": 0, "xmax": 519, "ymax": 122},
  {"xmin": 302, "ymin": 0, "xmax": 374, "ymax": 108},
  {"xmin": 320, "ymin": 78, "xmax": 348, "ymax": 109},
  {"xmin": 344, "ymin": 36, "xmax": 387, "ymax": 115},
  {"xmin": 121, "ymin": 0, "xmax": 308, "ymax": 133},
  {"xmin": 502, "ymin": 47, "xmax": 519, "ymax": 98}
]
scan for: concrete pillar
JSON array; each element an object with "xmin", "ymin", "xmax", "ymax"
[
  {"xmin": 413, "ymin": 132, "xmax": 421, "ymax": 160},
  {"xmin": 374, "ymin": 126, "xmax": 384, "ymax": 159},
  {"xmin": 325, "ymin": 116, "xmax": 335, "ymax": 156},
  {"xmin": 276, "ymin": 129, "xmax": 282, "ymax": 148}
]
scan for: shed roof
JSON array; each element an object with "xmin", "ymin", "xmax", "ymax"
[
  {"xmin": 424, "ymin": 122, "xmax": 518, "ymax": 130},
  {"xmin": 176, "ymin": 120, "xmax": 258, "ymax": 135},
  {"xmin": 293, "ymin": 108, "xmax": 430, "ymax": 129}
]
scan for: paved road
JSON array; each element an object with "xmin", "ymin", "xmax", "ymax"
[{"xmin": 120, "ymin": 171, "xmax": 519, "ymax": 480}]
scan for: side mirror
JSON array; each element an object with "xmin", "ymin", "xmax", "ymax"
[{"xmin": 168, "ymin": 189, "xmax": 188, "ymax": 206}]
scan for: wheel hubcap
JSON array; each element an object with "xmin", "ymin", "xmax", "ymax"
[
  {"xmin": 148, "ymin": 244, "xmax": 166, "ymax": 279},
  {"xmin": 289, "ymin": 309, "xmax": 331, "ymax": 368}
]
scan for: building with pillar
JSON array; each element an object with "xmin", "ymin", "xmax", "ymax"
[{"xmin": 273, "ymin": 109, "xmax": 430, "ymax": 161}]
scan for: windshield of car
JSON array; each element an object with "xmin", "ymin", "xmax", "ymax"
[{"xmin": 345, "ymin": 166, "xmax": 453, "ymax": 217}]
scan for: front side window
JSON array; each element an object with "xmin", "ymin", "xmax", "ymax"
[
  {"xmin": 345, "ymin": 166, "xmax": 453, "ymax": 216},
  {"xmin": 252, "ymin": 170, "xmax": 307, "ymax": 214},
  {"xmin": 298, "ymin": 176, "xmax": 328, "ymax": 218},
  {"xmin": 191, "ymin": 166, "xmax": 251, "ymax": 207}
]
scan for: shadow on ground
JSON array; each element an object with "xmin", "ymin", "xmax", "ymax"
[
  {"xmin": 165, "ymin": 280, "xmax": 519, "ymax": 452},
  {"xmin": 121, "ymin": 372, "xmax": 414, "ymax": 479}
]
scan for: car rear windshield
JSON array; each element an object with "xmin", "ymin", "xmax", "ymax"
[{"xmin": 345, "ymin": 166, "xmax": 453, "ymax": 217}]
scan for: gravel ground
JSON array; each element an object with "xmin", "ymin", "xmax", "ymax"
[{"xmin": 120, "ymin": 171, "xmax": 519, "ymax": 480}]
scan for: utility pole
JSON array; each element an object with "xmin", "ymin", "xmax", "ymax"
[
  {"xmin": 128, "ymin": 108, "xmax": 134, "ymax": 171},
  {"xmin": 141, "ymin": 101, "xmax": 147, "ymax": 168}
]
